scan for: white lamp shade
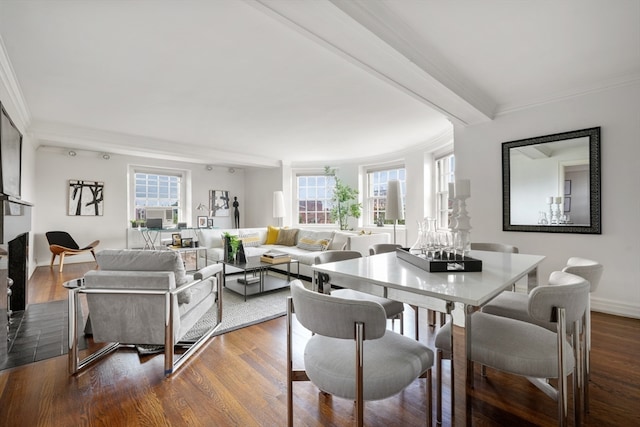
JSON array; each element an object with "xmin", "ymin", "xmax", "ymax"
[
  {"xmin": 385, "ymin": 180, "xmax": 403, "ymax": 221},
  {"xmin": 273, "ymin": 191, "xmax": 285, "ymax": 218}
]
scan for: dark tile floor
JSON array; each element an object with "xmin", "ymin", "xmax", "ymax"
[{"xmin": 1, "ymin": 300, "xmax": 87, "ymax": 370}]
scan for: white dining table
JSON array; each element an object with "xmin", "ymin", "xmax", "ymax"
[{"xmin": 311, "ymin": 249, "xmax": 545, "ymax": 426}]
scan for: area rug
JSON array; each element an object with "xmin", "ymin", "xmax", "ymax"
[{"xmin": 136, "ymin": 286, "xmax": 291, "ymax": 355}]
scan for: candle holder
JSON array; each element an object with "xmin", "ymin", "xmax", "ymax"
[
  {"xmin": 454, "ymin": 194, "xmax": 471, "ymax": 256},
  {"xmin": 450, "ymin": 197, "xmax": 459, "ymax": 230}
]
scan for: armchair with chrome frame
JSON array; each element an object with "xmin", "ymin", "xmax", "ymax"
[{"xmin": 68, "ymin": 249, "xmax": 223, "ymax": 377}]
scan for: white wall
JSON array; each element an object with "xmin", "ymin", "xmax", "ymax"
[
  {"xmin": 32, "ymin": 150, "xmax": 247, "ymax": 267},
  {"xmin": 454, "ymin": 82, "xmax": 640, "ymax": 318},
  {"xmin": 244, "ymin": 166, "xmax": 281, "ymax": 227}
]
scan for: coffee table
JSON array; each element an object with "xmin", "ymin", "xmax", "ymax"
[{"xmin": 220, "ymin": 257, "xmax": 299, "ymax": 301}]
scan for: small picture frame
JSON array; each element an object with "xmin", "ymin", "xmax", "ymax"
[
  {"xmin": 564, "ymin": 197, "xmax": 571, "ymax": 212},
  {"xmin": 181, "ymin": 237, "xmax": 193, "ymax": 248},
  {"xmin": 207, "ymin": 218, "xmax": 214, "ymax": 227},
  {"xmin": 197, "ymin": 216, "xmax": 208, "ymax": 228},
  {"xmin": 171, "ymin": 233, "xmax": 182, "ymax": 247}
]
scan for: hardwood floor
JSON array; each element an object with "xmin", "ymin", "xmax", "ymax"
[{"xmin": 0, "ymin": 262, "xmax": 638, "ymax": 426}]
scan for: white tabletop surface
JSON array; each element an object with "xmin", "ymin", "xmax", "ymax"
[{"xmin": 312, "ymin": 250, "xmax": 545, "ymax": 307}]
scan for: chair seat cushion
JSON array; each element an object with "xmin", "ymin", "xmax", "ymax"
[
  {"xmin": 482, "ymin": 291, "xmax": 555, "ymax": 331},
  {"xmin": 331, "ymin": 289, "xmax": 405, "ymax": 318},
  {"xmin": 304, "ymin": 331, "xmax": 433, "ymax": 401},
  {"xmin": 436, "ymin": 313, "xmax": 575, "ymax": 379}
]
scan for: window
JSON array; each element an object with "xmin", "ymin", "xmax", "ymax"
[
  {"xmin": 366, "ymin": 166, "xmax": 406, "ymax": 226},
  {"xmin": 130, "ymin": 167, "xmax": 186, "ymax": 225},
  {"xmin": 296, "ymin": 173, "xmax": 335, "ymax": 225},
  {"xmin": 435, "ymin": 153, "xmax": 455, "ymax": 229}
]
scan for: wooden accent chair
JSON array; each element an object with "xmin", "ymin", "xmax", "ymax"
[{"xmin": 46, "ymin": 231, "xmax": 100, "ymax": 272}]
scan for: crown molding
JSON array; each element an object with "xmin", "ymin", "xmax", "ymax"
[
  {"xmin": 0, "ymin": 35, "xmax": 30, "ymax": 130},
  {"xmin": 290, "ymin": 123, "xmax": 453, "ymax": 169},
  {"xmin": 496, "ymin": 73, "xmax": 640, "ymax": 116},
  {"xmin": 29, "ymin": 121, "xmax": 281, "ymax": 168}
]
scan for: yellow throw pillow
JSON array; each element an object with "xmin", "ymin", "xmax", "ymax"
[{"xmin": 265, "ymin": 225, "xmax": 280, "ymax": 244}]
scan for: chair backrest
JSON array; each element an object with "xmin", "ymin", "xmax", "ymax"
[
  {"xmin": 470, "ymin": 242, "xmax": 519, "ymax": 253},
  {"xmin": 369, "ymin": 243, "xmax": 401, "ymax": 255},
  {"xmin": 562, "ymin": 257, "xmax": 603, "ymax": 292},
  {"xmin": 314, "ymin": 250, "xmax": 362, "ymax": 264},
  {"xmin": 46, "ymin": 231, "xmax": 79, "ymax": 249},
  {"xmin": 313, "ymin": 251, "xmax": 361, "ymax": 293},
  {"xmin": 528, "ymin": 271, "xmax": 590, "ymax": 325},
  {"xmin": 290, "ymin": 280, "xmax": 387, "ymax": 340},
  {"xmin": 95, "ymin": 249, "xmax": 189, "ymax": 286}
]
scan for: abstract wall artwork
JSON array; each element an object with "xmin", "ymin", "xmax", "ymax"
[
  {"xmin": 68, "ymin": 180, "xmax": 104, "ymax": 216},
  {"xmin": 209, "ymin": 190, "xmax": 230, "ymax": 216}
]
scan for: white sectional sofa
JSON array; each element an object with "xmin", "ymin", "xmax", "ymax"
[{"xmin": 196, "ymin": 226, "xmax": 390, "ymax": 278}]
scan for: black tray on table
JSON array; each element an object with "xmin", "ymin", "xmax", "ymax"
[{"xmin": 395, "ymin": 247, "xmax": 482, "ymax": 272}]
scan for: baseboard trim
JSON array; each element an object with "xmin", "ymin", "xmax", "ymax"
[{"xmin": 591, "ymin": 297, "xmax": 640, "ymax": 319}]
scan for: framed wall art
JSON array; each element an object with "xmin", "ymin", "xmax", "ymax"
[
  {"xmin": 197, "ymin": 216, "xmax": 208, "ymax": 228},
  {"xmin": 68, "ymin": 180, "xmax": 104, "ymax": 216},
  {"xmin": 210, "ymin": 189, "xmax": 230, "ymax": 216}
]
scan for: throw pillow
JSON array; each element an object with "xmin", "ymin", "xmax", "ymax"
[
  {"xmin": 275, "ymin": 228, "xmax": 298, "ymax": 246},
  {"xmin": 265, "ymin": 225, "xmax": 280, "ymax": 244},
  {"xmin": 240, "ymin": 232, "xmax": 262, "ymax": 247},
  {"xmin": 297, "ymin": 236, "xmax": 330, "ymax": 251},
  {"xmin": 296, "ymin": 229, "xmax": 333, "ymax": 251}
]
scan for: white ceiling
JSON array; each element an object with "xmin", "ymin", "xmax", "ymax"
[{"xmin": 0, "ymin": 0, "xmax": 638, "ymax": 168}]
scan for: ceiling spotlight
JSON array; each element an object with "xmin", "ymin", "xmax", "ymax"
[
  {"xmin": 206, "ymin": 165, "xmax": 213, "ymax": 171},
  {"xmin": 68, "ymin": 150, "xmax": 77, "ymax": 157},
  {"xmin": 228, "ymin": 167, "xmax": 235, "ymax": 174},
  {"xmin": 102, "ymin": 153, "xmax": 111, "ymax": 160}
]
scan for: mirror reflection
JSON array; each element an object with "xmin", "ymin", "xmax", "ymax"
[{"xmin": 502, "ymin": 127, "xmax": 601, "ymax": 234}]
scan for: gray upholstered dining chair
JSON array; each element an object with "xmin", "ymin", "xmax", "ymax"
[
  {"xmin": 368, "ymin": 242, "xmax": 440, "ymax": 338},
  {"xmin": 470, "ymin": 242, "xmax": 519, "ymax": 253},
  {"xmin": 562, "ymin": 257, "xmax": 603, "ymax": 412},
  {"xmin": 314, "ymin": 250, "xmax": 405, "ymax": 334},
  {"xmin": 287, "ymin": 280, "xmax": 434, "ymax": 427},
  {"xmin": 435, "ymin": 271, "xmax": 590, "ymax": 426},
  {"xmin": 482, "ymin": 257, "xmax": 603, "ymax": 414},
  {"xmin": 368, "ymin": 243, "xmax": 402, "ymax": 255},
  {"xmin": 470, "ymin": 242, "xmax": 520, "ymax": 290}
]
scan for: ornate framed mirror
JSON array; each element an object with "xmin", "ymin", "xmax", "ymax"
[{"xmin": 502, "ymin": 127, "xmax": 601, "ymax": 234}]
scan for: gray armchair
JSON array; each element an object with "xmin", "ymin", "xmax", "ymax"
[
  {"xmin": 436, "ymin": 271, "xmax": 590, "ymax": 426},
  {"xmin": 287, "ymin": 280, "xmax": 433, "ymax": 427},
  {"xmin": 482, "ymin": 257, "xmax": 603, "ymax": 413},
  {"xmin": 68, "ymin": 249, "xmax": 223, "ymax": 377}
]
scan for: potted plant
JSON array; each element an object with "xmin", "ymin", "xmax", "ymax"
[
  {"xmin": 222, "ymin": 232, "xmax": 240, "ymax": 263},
  {"xmin": 325, "ymin": 166, "xmax": 362, "ymax": 230}
]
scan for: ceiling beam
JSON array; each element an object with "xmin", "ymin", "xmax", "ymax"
[{"xmin": 250, "ymin": 0, "xmax": 495, "ymax": 125}]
